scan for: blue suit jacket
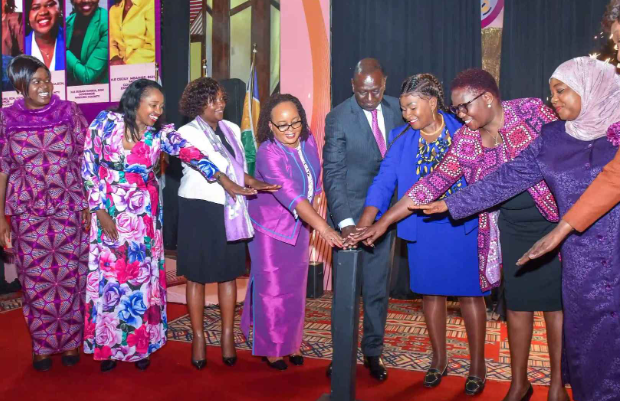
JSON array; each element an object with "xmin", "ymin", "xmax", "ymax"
[
  {"xmin": 25, "ymin": 27, "xmax": 65, "ymax": 71},
  {"xmin": 364, "ymin": 111, "xmax": 477, "ymax": 242}
]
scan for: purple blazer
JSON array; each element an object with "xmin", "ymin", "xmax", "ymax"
[{"xmin": 249, "ymin": 134, "xmax": 322, "ymax": 246}]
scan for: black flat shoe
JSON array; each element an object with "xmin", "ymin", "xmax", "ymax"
[
  {"xmin": 191, "ymin": 359, "xmax": 206, "ymax": 370},
  {"xmin": 423, "ymin": 363, "xmax": 448, "ymax": 388},
  {"xmin": 135, "ymin": 358, "xmax": 150, "ymax": 371},
  {"xmin": 100, "ymin": 360, "xmax": 117, "ymax": 373},
  {"xmin": 464, "ymin": 375, "xmax": 486, "ymax": 396},
  {"xmin": 222, "ymin": 356, "xmax": 237, "ymax": 366},
  {"xmin": 289, "ymin": 355, "xmax": 304, "ymax": 366},
  {"xmin": 363, "ymin": 355, "xmax": 388, "ymax": 382},
  {"xmin": 262, "ymin": 357, "xmax": 288, "ymax": 371},
  {"xmin": 32, "ymin": 355, "xmax": 52, "ymax": 372},
  {"xmin": 61, "ymin": 354, "xmax": 80, "ymax": 367},
  {"xmin": 520, "ymin": 384, "xmax": 534, "ymax": 401},
  {"xmin": 326, "ymin": 362, "xmax": 332, "ymax": 378}
]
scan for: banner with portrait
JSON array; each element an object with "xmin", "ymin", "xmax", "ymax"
[{"xmin": 1, "ymin": 0, "xmax": 160, "ymax": 117}]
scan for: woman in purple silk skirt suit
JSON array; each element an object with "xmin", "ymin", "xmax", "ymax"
[
  {"xmin": 241, "ymin": 94, "xmax": 343, "ymax": 370},
  {"xmin": 417, "ymin": 57, "xmax": 620, "ymax": 401}
]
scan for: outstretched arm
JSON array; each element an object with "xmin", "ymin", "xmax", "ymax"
[
  {"xmin": 443, "ymin": 136, "xmax": 545, "ymax": 220},
  {"xmin": 160, "ymin": 125, "xmax": 256, "ymax": 199}
]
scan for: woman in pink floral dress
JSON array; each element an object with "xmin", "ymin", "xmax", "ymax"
[{"xmin": 81, "ymin": 79, "xmax": 255, "ymax": 372}]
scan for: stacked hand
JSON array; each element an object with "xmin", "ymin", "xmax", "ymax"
[
  {"xmin": 219, "ymin": 174, "xmax": 257, "ymax": 200},
  {"xmin": 348, "ymin": 222, "xmax": 388, "ymax": 247},
  {"xmin": 319, "ymin": 226, "xmax": 344, "ymax": 248},
  {"xmin": 407, "ymin": 200, "xmax": 448, "ymax": 214},
  {"xmin": 247, "ymin": 179, "xmax": 281, "ymax": 192}
]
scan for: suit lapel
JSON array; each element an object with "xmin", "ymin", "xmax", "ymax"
[
  {"xmin": 382, "ymin": 98, "xmax": 396, "ymax": 135},
  {"xmin": 349, "ymin": 96, "xmax": 382, "ymax": 158}
]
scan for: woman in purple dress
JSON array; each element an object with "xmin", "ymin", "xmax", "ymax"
[
  {"xmin": 0, "ymin": 55, "xmax": 89, "ymax": 371},
  {"xmin": 240, "ymin": 94, "xmax": 343, "ymax": 370},
  {"xmin": 415, "ymin": 57, "xmax": 620, "ymax": 401}
]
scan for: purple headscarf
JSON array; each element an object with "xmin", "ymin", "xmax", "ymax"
[{"xmin": 550, "ymin": 56, "xmax": 620, "ymax": 141}]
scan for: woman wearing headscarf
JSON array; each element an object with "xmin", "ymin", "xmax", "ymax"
[
  {"xmin": 517, "ymin": 0, "xmax": 620, "ymax": 262},
  {"xmin": 412, "ymin": 57, "xmax": 620, "ymax": 401}
]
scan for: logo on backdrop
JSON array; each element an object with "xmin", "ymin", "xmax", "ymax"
[{"xmin": 481, "ymin": 0, "xmax": 504, "ymax": 29}]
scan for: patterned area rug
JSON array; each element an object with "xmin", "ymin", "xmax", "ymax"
[
  {"xmin": 167, "ymin": 292, "xmax": 552, "ymax": 385},
  {"xmin": 0, "ymin": 293, "xmax": 22, "ymax": 314}
]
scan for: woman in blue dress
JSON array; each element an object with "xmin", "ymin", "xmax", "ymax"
[{"xmin": 356, "ymin": 74, "xmax": 487, "ymax": 391}]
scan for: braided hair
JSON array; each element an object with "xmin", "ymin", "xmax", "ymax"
[{"xmin": 400, "ymin": 73, "xmax": 447, "ymax": 112}]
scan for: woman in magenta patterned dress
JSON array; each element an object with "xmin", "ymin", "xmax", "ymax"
[
  {"xmin": 356, "ymin": 70, "xmax": 567, "ymax": 399},
  {"xmin": 0, "ymin": 55, "xmax": 89, "ymax": 371},
  {"xmin": 81, "ymin": 79, "xmax": 255, "ymax": 373}
]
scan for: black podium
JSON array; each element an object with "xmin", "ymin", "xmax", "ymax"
[{"xmin": 317, "ymin": 249, "xmax": 367, "ymax": 401}]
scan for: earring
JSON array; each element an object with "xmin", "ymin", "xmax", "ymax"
[
  {"xmin": 432, "ymin": 109, "xmax": 436, "ymax": 121},
  {"xmin": 487, "ymin": 104, "xmax": 491, "ymax": 108}
]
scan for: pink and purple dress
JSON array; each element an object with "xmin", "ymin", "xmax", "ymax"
[
  {"xmin": 81, "ymin": 111, "xmax": 219, "ymax": 362},
  {"xmin": 0, "ymin": 95, "xmax": 89, "ymax": 355},
  {"xmin": 241, "ymin": 135, "xmax": 321, "ymax": 357},
  {"xmin": 407, "ymin": 98, "xmax": 559, "ymax": 291}
]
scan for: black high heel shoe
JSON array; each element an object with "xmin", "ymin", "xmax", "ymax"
[
  {"xmin": 288, "ymin": 355, "xmax": 304, "ymax": 366},
  {"xmin": 100, "ymin": 360, "xmax": 117, "ymax": 373},
  {"xmin": 520, "ymin": 384, "xmax": 534, "ymax": 401},
  {"xmin": 135, "ymin": 358, "xmax": 150, "ymax": 371},
  {"xmin": 191, "ymin": 336, "xmax": 206, "ymax": 370},
  {"xmin": 191, "ymin": 359, "xmax": 207, "ymax": 370},
  {"xmin": 32, "ymin": 355, "xmax": 52, "ymax": 372},
  {"xmin": 464, "ymin": 374, "xmax": 486, "ymax": 396},
  {"xmin": 423, "ymin": 363, "xmax": 448, "ymax": 388},
  {"xmin": 262, "ymin": 357, "xmax": 288, "ymax": 371},
  {"xmin": 61, "ymin": 349, "xmax": 80, "ymax": 367},
  {"xmin": 222, "ymin": 356, "xmax": 237, "ymax": 366}
]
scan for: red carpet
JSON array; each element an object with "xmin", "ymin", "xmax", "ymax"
[
  {"xmin": 0, "ymin": 298, "xmax": 572, "ymax": 401},
  {"xmin": 168, "ymin": 293, "xmax": 553, "ymax": 385}
]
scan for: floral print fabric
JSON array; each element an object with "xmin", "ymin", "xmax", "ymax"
[{"xmin": 81, "ymin": 111, "xmax": 218, "ymax": 361}]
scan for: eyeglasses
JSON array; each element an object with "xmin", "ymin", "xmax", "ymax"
[
  {"xmin": 449, "ymin": 92, "xmax": 485, "ymax": 115},
  {"xmin": 271, "ymin": 120, "xmax": 303, "ymax": 132}
]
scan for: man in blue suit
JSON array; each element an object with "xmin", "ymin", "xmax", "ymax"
[{"xmin": 323, "ymin": 58, "xmax": 403, "ymax": 382}]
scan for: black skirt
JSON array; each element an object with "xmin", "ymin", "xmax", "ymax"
[
  {"xmin": 176, "ymin": 197, "xmax": 247, "ymax": 284},
  {"xmin": 498, "ymin": 191, "xmax": 563, "ymax": 312}
]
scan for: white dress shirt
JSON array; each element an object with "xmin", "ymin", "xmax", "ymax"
[
  {"xmin": 30, "ymin": 34, "xmax": 58, "ymax": 71},
  {"xmin": 177, "ymin": 119, "xmax": 245, "ymax": 205},
  {"xmin": 338, "ymin": 104, "xmax": 386, "ymax": 230}
]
